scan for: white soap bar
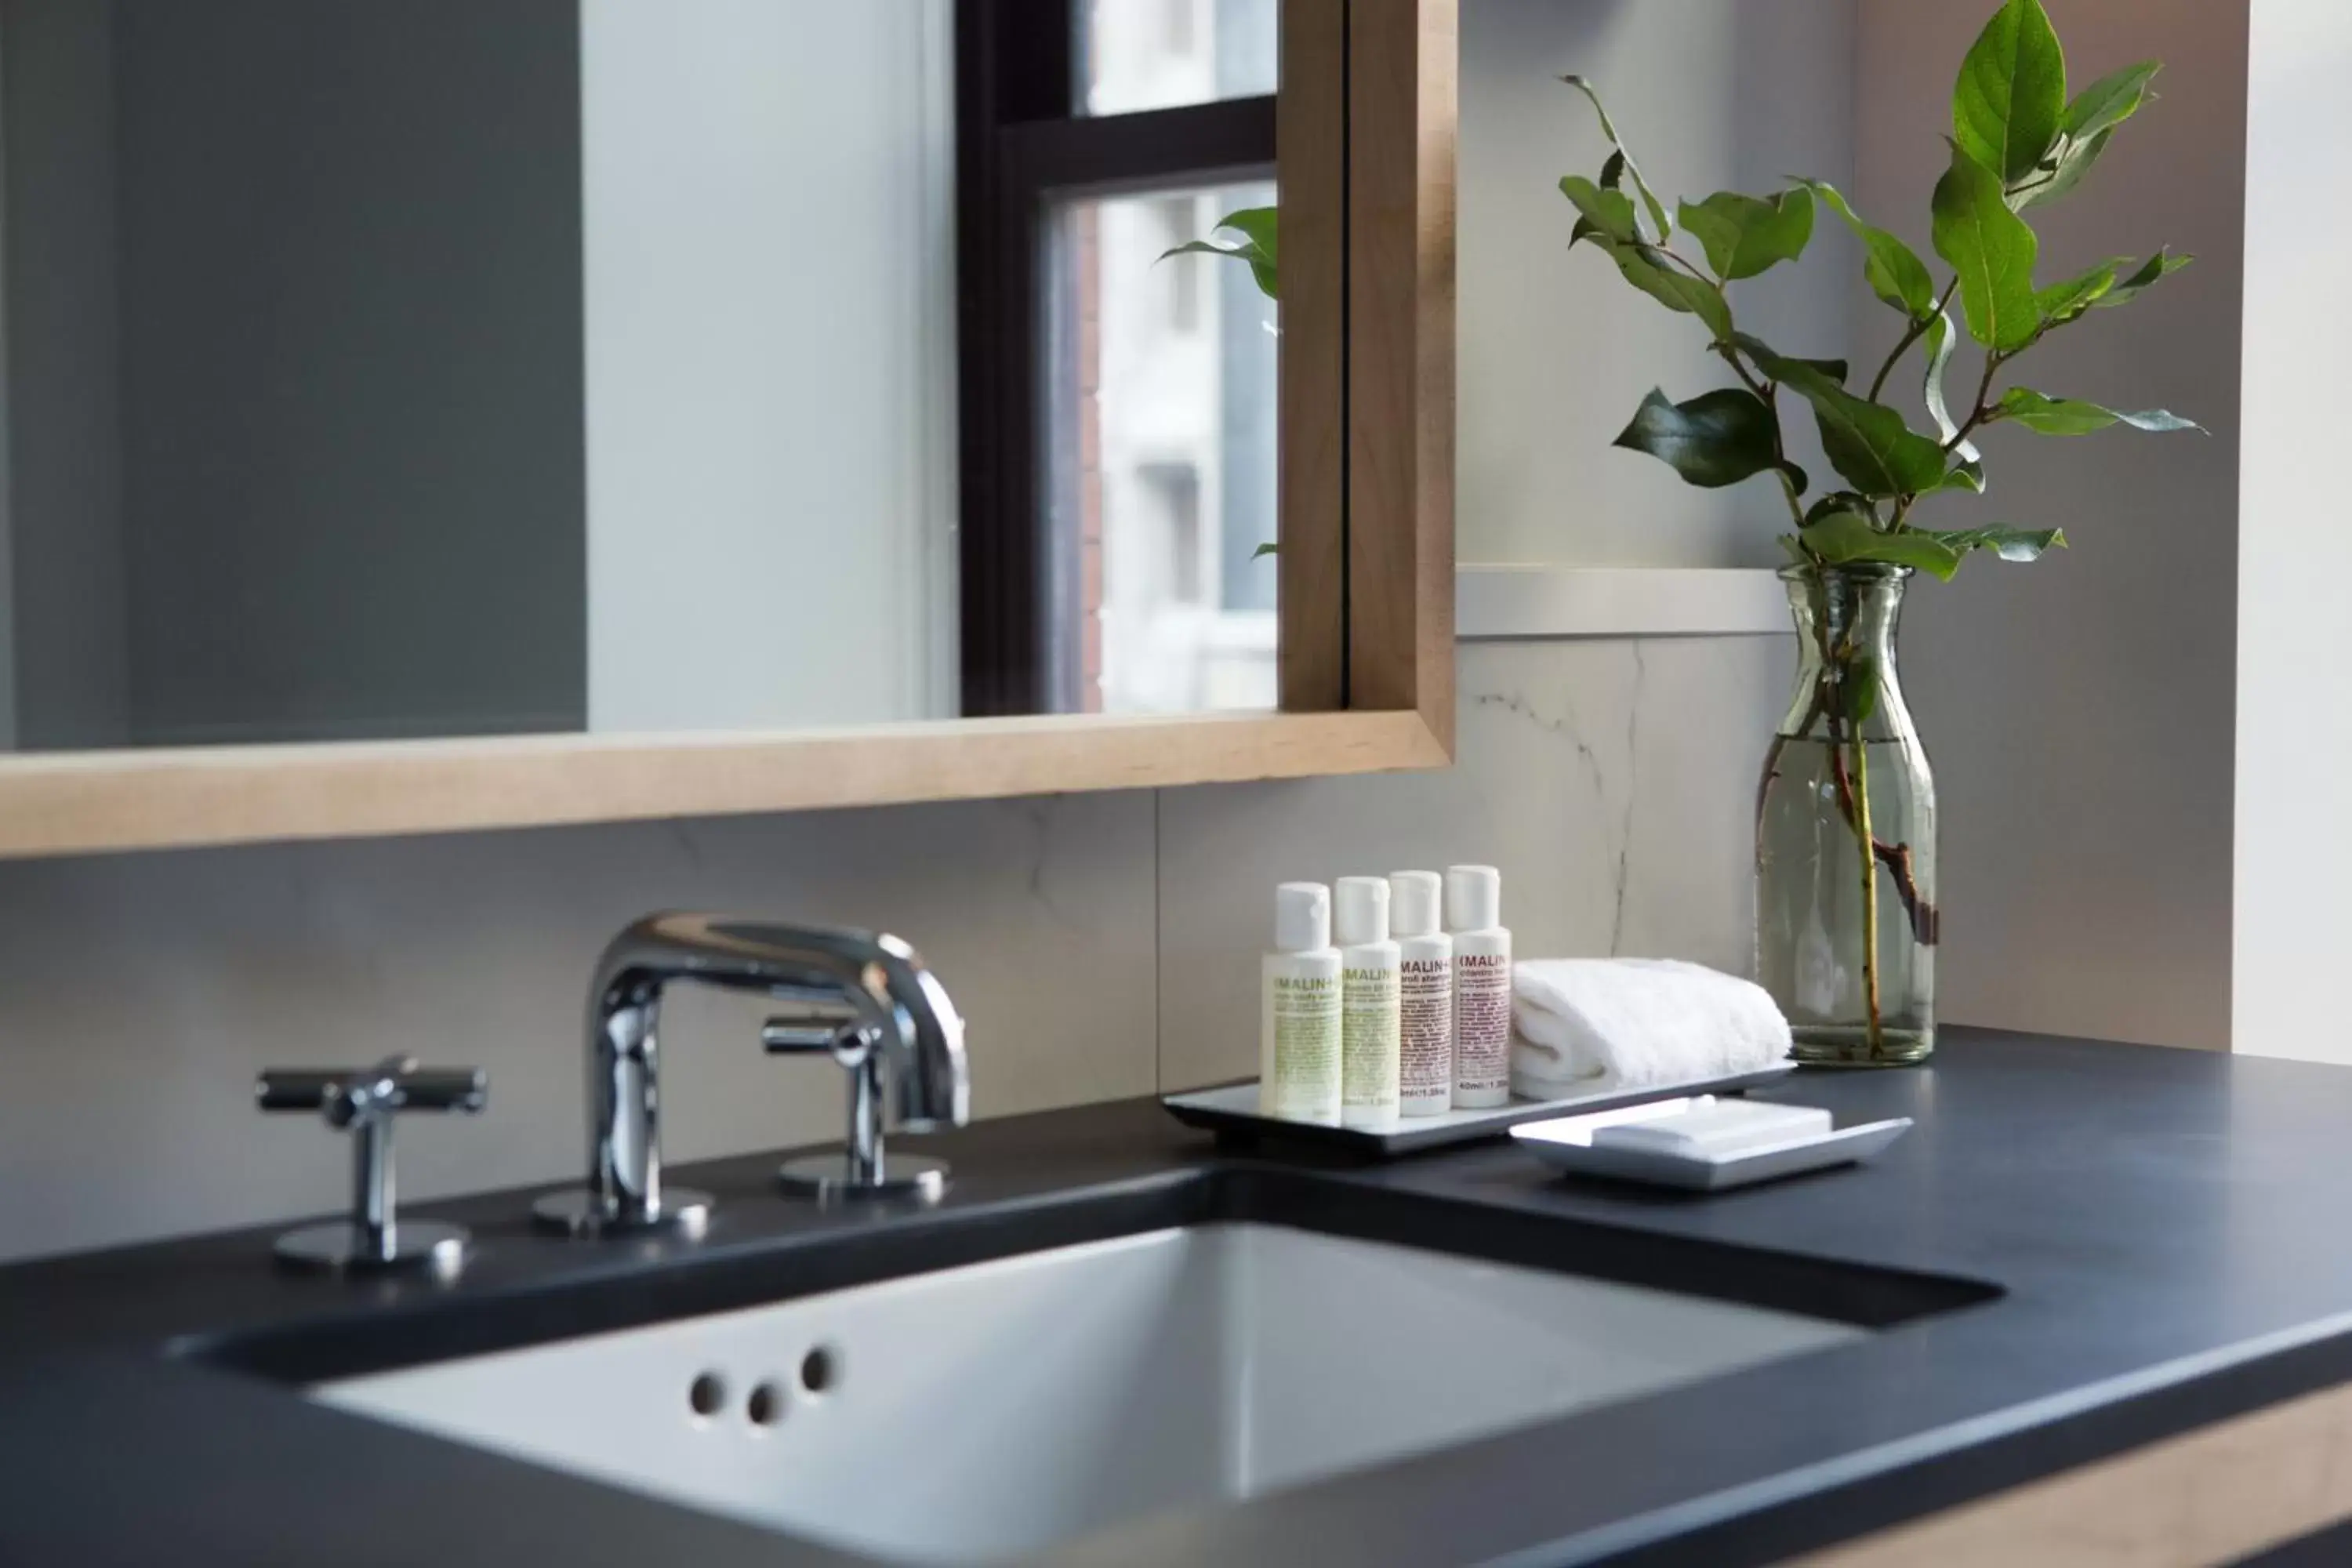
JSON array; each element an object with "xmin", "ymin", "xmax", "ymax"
[{"xmin": 1590, "ymin": 1100, "xmax": 1831, "ymax": 1160}]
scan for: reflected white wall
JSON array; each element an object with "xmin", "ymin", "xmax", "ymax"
[{"xmin": 581, "ymin": 0, "xmax": 957, "ymax": 732}]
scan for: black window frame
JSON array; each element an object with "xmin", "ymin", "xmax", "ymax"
[{"xmin": 955, "ymin": 0, "xmax": 1279, "ymax": 717}]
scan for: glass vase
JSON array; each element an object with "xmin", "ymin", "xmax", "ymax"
[{"xmin": 1755, "ymin": 564, "xmax": 1939, "ymax": 1066}]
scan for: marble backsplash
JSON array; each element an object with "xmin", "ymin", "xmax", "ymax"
[{"xmin": 0, "ymin": 634, "xmax": 1790, "ymax": 1262}]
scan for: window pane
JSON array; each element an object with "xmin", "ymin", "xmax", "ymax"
[
  {"xmin": 1048, "ymin": 180, "xmax": 1279, "ymax": 716},
  {"xmin": 1076, "ymin": 0, "xmax": 1278, "ymax": 117}
]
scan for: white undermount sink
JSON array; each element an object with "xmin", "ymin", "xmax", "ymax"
[{"xmin": 317, "ymin": 1223, "xmax": 1863, "ymax": 1563}]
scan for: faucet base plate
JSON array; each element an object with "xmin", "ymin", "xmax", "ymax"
[
  {"xmin": 275, "ymin": 1218, "xmax": 469, "ymax": 1279},
  {"xmin": 778, "ymin": 1152, "xmax": 949, "ymax": 1203},
  {"xmin": 529, "ymin": 1188, "xmax": 715, "ymax": 1240}
]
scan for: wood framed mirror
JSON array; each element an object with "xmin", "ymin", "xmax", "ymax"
[{"xmin": 0, "ymin": 0, "xmax": 1454, "ymax": 858}]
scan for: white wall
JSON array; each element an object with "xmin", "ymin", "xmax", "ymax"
[
  {"xmin": 1459, "ymin": 0, "xmax": 1856, "ymax": 568},
  {"xmin": 1854, "ymin": 0, "xmax": 2247, "ymax": 1051},
  {"xmin": 581, "ymin": 0, "xmax": 957, "ymax": 732},
  {"xmin": 2234, "ymin": 0, "xmax": 2352, "ymax": 1064}
]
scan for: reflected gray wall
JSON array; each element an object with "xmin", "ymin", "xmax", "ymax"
[
  {"xmin": 112, "ymin": 0, "xmax": 586, "ymax": 742},
  {"xmin": 2, "ymin": 0, "xmax": 586, "ymax": 747},
  {"xmin": 2, "ymin": 0, "xmax": 131, "ymax": 749}
]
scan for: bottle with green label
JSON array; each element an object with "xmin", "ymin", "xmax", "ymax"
[
  {"xmin": 1335, "ymin": 876, "xmax": 1402, "ymax": 1129},
  {"xmin": 1260, "ymin": 883, "xmax": 1342, "ymax": 1123}
]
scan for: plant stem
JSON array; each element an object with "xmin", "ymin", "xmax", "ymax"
[
  {"xmin": 1810, "ymin": 577, "xmax": 1888, "ymax": 1060},
  {"xmin": 1715, "ymin": 341, "xmax": 1769, "ymax": 400},
  {"xmin": 1945, "ymin": 349, "xmax": 2006, "ymax": 454},
  {"xmin": 1852, "ymin": 724, "xmax": 1885, "ymax": 1058},
  {"xmin": 1866, "ymin": 279, "xmax": 1962, "ymax": 405}
]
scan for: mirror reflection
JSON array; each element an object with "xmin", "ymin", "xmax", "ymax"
[{"xmin": 0, "ymin": 0, "xmax": 1280, "ymax": 750}]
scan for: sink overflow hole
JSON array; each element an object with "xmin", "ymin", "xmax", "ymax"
[
  {"xmin": 800, "ymin": 1345, "xmax": 840, "ymax": 1396},
  {"xmin": 747, "ymin": 1381, "xmax": 784, "ymax": 1427},
  {"xmin": 688, "ymin": 1371, "xmax": 728, "ymax": 1419}
]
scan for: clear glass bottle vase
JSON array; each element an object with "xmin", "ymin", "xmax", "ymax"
[{"xmin": 1755, "ymin": 564, "xmax": 1939, "ymax": 1066}]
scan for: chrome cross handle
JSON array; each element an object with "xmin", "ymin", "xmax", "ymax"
[
  {"xmin": 256, "ymin": 1057, "xmax": 488, "ymax": 1277},
  {"xmin": 764, "ymin": 1000, "xmax": 953, "ymax": 1200}
]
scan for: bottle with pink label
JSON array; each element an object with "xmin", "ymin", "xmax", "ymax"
[
  {"xmin": 1446, "ymin": 866, "xmax": 1512, "ymax": 1109},
  {"xmin": 1388, "ymin": 871, "xmax": 1454, "ymax": 1117}
]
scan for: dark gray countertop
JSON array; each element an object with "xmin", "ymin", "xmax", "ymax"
[{"xmin": 5, "ymin": 1026, "xmax": 2352, "ymax": 1566}]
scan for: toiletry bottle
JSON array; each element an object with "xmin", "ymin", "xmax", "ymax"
[
  {"xmin": 1261, "ymin": 883, "xmax": 1343, "ymax": 1123},
  {"xmin": 1334, "ymin": 876, "xmax": 1402, "ymax": 1129},
  {"xmin": 1389, "ymin": 871, "xmax": 1454, "ymax": 1117},
  {"xmin": 1447, "ymin": 865, "xmax": 1512, "ymax": 1108}
]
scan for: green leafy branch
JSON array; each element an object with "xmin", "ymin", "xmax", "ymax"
[
  {"xmin": 1570, "ymin": 0, "xmax": 2197, "ymax": 1058},
  {"xmin": 1564, "ymin": 0, "xmax": 2201, "ymax": 585}
]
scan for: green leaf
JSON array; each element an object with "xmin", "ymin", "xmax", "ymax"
[
  {"xmin": 1804, "ymin": 492, "xmax": 1871, "ymax": 528},
  {"xmin": 1592, "ymin": 236, "xmax": 1735, "ymax": 341},
  {"xmin": 1252, "ymin": 542, "xmax": 1279, "ymax": 561},
  {"xmin": 1676, "ymin": 188, "xmax": 1817, "ymax": 281},
  {"xmin": 2063, "ymin": 62, "xmax": 2158, "ymax": 142},
  {"xmin": 1798, "ymin": 180, "xmax": 1937, "ymax": 320},
  {"xmin": 1933, "ymin": 459, "xmax": 1986, "ymax": 495},
  {"xmin": 1922, "ymin": 310, "xmax": 1980, "ymax": 462},
  {"xmin": 1561, "ymin": 75, "xmax": 1671, "ymax": 243},
  {"xmin": 1162, "ymin": 206, "xmax": 1280, "ymax": 299},
  {"xmin": 1996, "ymin": 389, "xmax": 2204, "ymax": 434},
  {"xmin": 2097, "ymin": 248, "xmax": 2192, "ymax": 309},
  {"xmin": 1954, "ymin": 0, "xmax": 2068, "ymax": 183},
  {"xmin": 1799, "ymin": 510, "xmax": 1965, "ymax": 581},
  {"xmin": 1842, "ymin": 654, "xmax": 1883, "ymax": 727},
  {"xmin": 1932, "ymin": 140, "xmax": 2042, "ymax": 351},
  {"xmin": 2034, "ymin": 260, "xmax": 2120, "ymax": 325},
  {"xmin": 1740, "ymin": 335, "xmax": 1949, "ymax": 498},
  {"xmin": 2017, "ymin": 128, "xmax": 2111, "ymax": 210},
  {"xmin": 1216, "ymin": 207, "xmax": 1278, "ymax": 266},
  {"xmin": 1613, "ymin": 388, "xmax": 1784, "ymax": 488},
  {"xmin": 1559, "ymin": 176, "xmax": 1640, "ymax": 248},
  {"xmin": 1917, "ymin": 525, "xmax": 2068, "ymax": 563}
]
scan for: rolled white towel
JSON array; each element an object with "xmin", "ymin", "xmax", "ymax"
[{"xmin": 1512, "ymin": 958, "xmax": 1791, "ymax": 1096}]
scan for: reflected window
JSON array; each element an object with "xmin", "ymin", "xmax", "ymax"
[
  {"xmin": 959, "ymin": 0, "xmax": 1279, "ymax": 718},
  {"xmin": 1076, "ymin": 0, "xmax": 1276, "ymax": 117},
  {"xmin": 1055, "ymin": 180, "xmax": 1277, "ymax": 716}
]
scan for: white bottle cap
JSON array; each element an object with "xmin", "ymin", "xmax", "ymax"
[
  {"xmin": 1388, "ymin": 871, "xmax": 1442, "ymax": 938},
  {"xmin": 1273, "ymin": 883, "xmax": 1332, "ymax": 953},
  {"xmin": 1445, "ymin": 865, "xmax": 1501, "ymax": 931},
  {"xmin": 1333, "ymin": 876, "xmax": 1391, "ymax": 947}
]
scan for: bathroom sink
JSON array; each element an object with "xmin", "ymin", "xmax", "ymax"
[{"xmin": 315, "ymin": 1220, "xmax": 1865, "ymax": 1563}]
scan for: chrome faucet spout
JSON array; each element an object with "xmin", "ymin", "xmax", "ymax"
[{"xmin": 534, "ymin": 913, "xmax": 969, "ymax": 1237}]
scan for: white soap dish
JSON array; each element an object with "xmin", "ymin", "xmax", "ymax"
[{"xmin": 1510, "ymin": 1095, "xmax": 1912, "ymax": 1192}]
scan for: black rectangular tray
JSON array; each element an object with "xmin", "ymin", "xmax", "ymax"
[{"xmin": 1160, "ymin": 1063, "xmax": 1799, "ymax": 1156}]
